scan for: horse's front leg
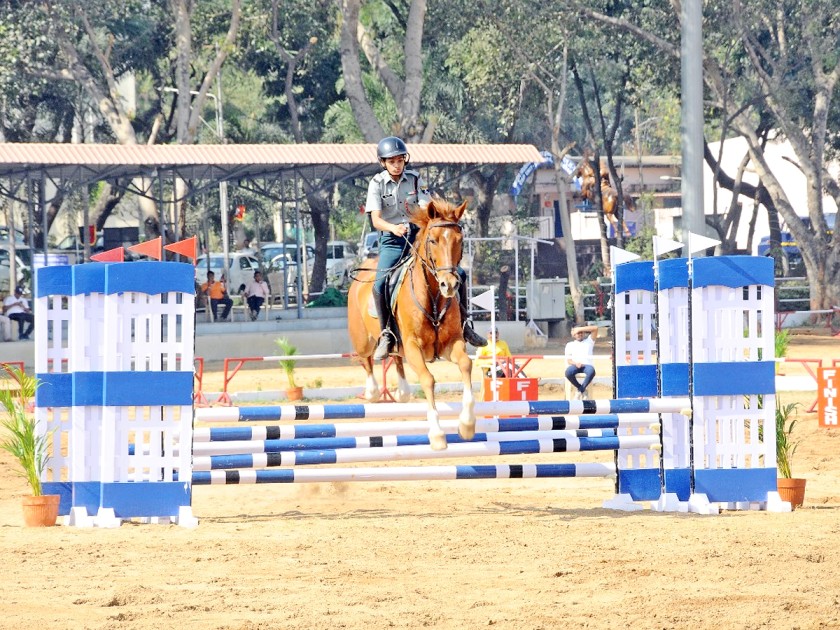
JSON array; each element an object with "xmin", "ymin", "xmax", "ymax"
[
  {"xmin": 403, "ymin": 344, "xmax": 446, "ymax": 450},
  {"xmin": 450, "ymin": 340, "xmax": 476, "ymax": 440},
  {"xmin": 394, "ymin": 358, "xmax": 411, "ymax": 403},
  {"xmin": 360, "ymin": 355, "xmax": 381, "ymax": 402}
]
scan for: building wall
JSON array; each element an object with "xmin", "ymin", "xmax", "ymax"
[{"xmin": 705, "ymin": 137, "xmax": 839, "ymax": 254}]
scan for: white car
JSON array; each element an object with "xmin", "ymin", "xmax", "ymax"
[
  {"xmin": 0, "ymin": 244, "xmax": 30, "ymax": 293},
  {"xmin": 326, "ymin": 240, "xmax": 357, "ymax": 287},
  {"xmin": 358, "ymin": 231, "xmax": 379, "ymax": 261}
]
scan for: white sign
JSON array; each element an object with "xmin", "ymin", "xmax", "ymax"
[{"xmin": 32, "ymin": 253, "xmax": 71, "ymax": 269}]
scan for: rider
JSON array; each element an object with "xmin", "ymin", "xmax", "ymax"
[{"xmin": 365, "ymin": 136, "xmax": 487, "ymax": 361}]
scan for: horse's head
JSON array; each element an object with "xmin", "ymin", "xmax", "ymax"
[{"xmin": 411, "ymin": 198, "xmax": 467, "ymax": 299}]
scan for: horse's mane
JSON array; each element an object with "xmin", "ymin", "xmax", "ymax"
[{"xmin": 408, "ymin": 197, "xmax": 465, "ymax": 232}]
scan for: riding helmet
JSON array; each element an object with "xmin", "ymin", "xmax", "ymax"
[{"xmin": 377, "ymin": 136, "xmax": 409, "ymax": 161}]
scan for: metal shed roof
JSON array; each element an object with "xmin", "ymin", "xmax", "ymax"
[{"xmin": 0, "ymin": 142, "xmax": 545, "ymax": 183}]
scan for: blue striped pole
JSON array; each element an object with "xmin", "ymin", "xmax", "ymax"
[
  {"xmin": 188, "ymin": 462, "xmax": 617, "ymax": 485},
  {"xmin": 193, "ymin": 414, "xmax": 662, "ymax": 441},
  {"xmin": 191, "ymin": 428, "xmax": 623, "ymax": 456},
  {"xmin": 192, "ymin": 435, "xmax": 661, "ymax": 471},
  {"xmin": 193, "ymin": 398, "xmax": 691, "ymax": 424}
]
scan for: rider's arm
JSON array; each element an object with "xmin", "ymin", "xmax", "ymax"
[{"xmin": 370, "ymin": 209, "xmax": 406, "ymax": 236}]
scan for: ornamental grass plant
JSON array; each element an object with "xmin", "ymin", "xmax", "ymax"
[
  {"xmin": 776, "ymin": 400, "xmax": 801, "ymax": 479},
  {"xmin": 0, "ymin": 366, "xmax": 47, "ymax": 496},
  {"xmin": 275, "ymin": 337, "xmax": 299, "ymax": 390}
]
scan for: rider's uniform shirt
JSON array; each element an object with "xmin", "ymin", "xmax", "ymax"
[{"xmin": 365, "ymin": 169, "xmax": 431, "ymax": 225}]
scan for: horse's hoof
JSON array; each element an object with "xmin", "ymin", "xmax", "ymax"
[
  {"xmin": 395, "ymin": 390, "xmax": 411, "ymax": 403},
  {"xmin": 429, "ymin": 432, "xmax": 448, "ymax": 451},
  {"xmin": 458, "ymin": 421, "xmax": 476, "ymax": 441}
]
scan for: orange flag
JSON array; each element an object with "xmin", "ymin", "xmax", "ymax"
[
  {"xmin": 164, "ymin": 236, "xmax": 198, "ymax": 262},
  {"xmin": 128, "ymin": 237, "xmax": 163, "ymax": 260},
  {"xmin": 90, "ymin": 247, "xmax": 124, "ymax": 263}
]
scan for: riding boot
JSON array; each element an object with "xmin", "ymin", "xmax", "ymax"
[
  {"xmin": 458, "ymin": 284, "xmax": 487, "ymax": 347},
  {"xmin": 372, "ymin": 288, "xmax": 394, "ymax": 361}
]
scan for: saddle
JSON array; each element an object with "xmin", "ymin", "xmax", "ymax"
[{"xmin": 367, "ymin": 256, "xmax": 414, "ymax": 349}]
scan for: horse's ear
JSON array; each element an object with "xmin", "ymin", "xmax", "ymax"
[
  {"xmin": 426, "ymin": 198, "xmax": 440, "ymax": 221},
  {"xmin": 454, "ymin": 200, "xmax": 468, "ymax": 221}
]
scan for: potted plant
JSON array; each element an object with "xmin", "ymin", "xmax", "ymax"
[
  {"xmin": 0, "ymin": 366, "xmax": 59, "ymax": 526},
  {"xmin": 776, "ymin": 400, "xmax": 806, "ymax": 509},
  {"xmin": 275, "ymin": 337, "xmax": 303, "ymax": 401},
  {"xmin": 774, "ymin": 328, "xmax": 791, "ymax": 374}
]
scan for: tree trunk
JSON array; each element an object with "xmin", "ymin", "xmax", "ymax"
[
  {"xmin": 498, "ymin": 265, "xmax": 510, "ymax": 321},
  {"xmin": 337, "ymin": 0, "xmax": 385, "ymax": 141}
]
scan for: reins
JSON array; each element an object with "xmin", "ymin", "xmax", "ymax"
[{"xmin": 406, "ymin": 220, "xmax": 463, "ymax": 359}]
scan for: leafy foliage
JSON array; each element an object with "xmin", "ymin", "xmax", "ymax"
[
  {"xmin": 0, "ymin": 366, "xmax": 46, "ymax": 496},
  {"xmin": 775, "ymin": 400, "xmax": 801, "ymax": 479},
  {"xmin": 275, "ymin": 337, "xmax": 298, "ymax": 389}
]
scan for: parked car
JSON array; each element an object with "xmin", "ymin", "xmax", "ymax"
[
  {"xmin": 757, "ymin": 213, "xmax": 835, "ymax": 275},
  {"xmin": 326, "ymin": 240, "xmax": 357, "ymax": 287},
  {"xmin": 0, "ymin": 245, "xmax": 30, "ymax": 293},
  {"xmin": 358, "ymin": 231, "xmax": 379, "ymax": 261},
  {"xmin": 260, "ymin": 242, "xmax": 315, "ymax": 293}
]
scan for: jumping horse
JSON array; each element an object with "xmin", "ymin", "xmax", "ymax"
[
  {"xmin": 575, "ymin": 151, "xmax": 633, "ymax": 237},
  {"xmin": 347, "ymin": 198, "xmax": 476, "ymax": 451}
]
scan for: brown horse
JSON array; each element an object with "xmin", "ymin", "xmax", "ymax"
[
  {"xmin": 347, "ymin": 198, "xmax": 476, "ymax": 451},
  {"xmin": 575, "ymin": 153, "xmax": 633, "ymax": 237}
]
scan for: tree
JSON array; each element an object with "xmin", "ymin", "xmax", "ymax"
[
  {"xmin": 583, "ymin": 0, "xmax": 840, "ymax": 308},
  {"xmin": 337, "ymin": 0, "xmax": 428, "ymax": 142},
  {"xmin": 7, "ymin": 1, "xmax": 242, "ymax": 240}
]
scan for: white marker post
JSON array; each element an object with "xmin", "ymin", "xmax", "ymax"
[{"xmin": 471, "ymin": 287, "xmax": 498, "ymax": 401}]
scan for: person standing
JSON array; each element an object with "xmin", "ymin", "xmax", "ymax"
[
  {"xmin": 3, "ymin": 286, "xmax": 34, "ymax": 340},
  {"xmin": 564, "ymin": 324, "xmax": 599, "ymax": 399},
  {"xmin": 200, "ymin": 270, "xmax": 233, "ymax": 322},
  {"xmin": 243, "ymin": 270, "xmax": 270, "ymax": 320},
  {"xmin": 365, "ymin": 136, "xmax": 486, "ymax": 360}
]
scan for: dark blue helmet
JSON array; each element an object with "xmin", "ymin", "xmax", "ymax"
[{"xmin": 377, "ymin": 136, "xmax": 409, "ymax": 161}]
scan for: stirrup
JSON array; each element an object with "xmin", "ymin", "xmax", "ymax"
[
  {"xmin": 373, "ymin": 329, "xmax": 394, "ymax": 361},
  {"xmin": 463, "ymin": 324, "xmax": 487, "ymax": 347}
]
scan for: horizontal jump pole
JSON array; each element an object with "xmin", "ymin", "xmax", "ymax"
[
  {"xmin": 193, "ymin": 414, "xmax": 661, "ymax": 442},
  {"xmin": 194, "ymin": 398, "xmax": 691, "ymax": 423},
  {"xmin": 188, "ymin": 462, "xmax": 617, "ymax": 485},
  {"xmin": 192, "ymin": 435, "xmax": 661, "ymax": 471},
  {"xmin": 191, "ymin": 428, "xmax": 627, "ymax": 456}
]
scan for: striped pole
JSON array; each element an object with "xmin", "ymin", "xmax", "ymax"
[
  {"xmin": 191, "ymin": 428, "xmax": 622, "ymax": 456},
  {"xmin": 189, "ymin": 462, "xmax": 617, "ymax": 485},
  {"xmin": 194, "ymin": 399, "xmax": 691, "ymax": 423},
  {"xmin": 193, "ymin": 414, "xmax": 660, "ymax": 442},
  {"xmin": 192, "ymin": 435, "xmax": 661, "ymax": 471}
]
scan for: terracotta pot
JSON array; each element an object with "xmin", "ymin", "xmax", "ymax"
[
  {"xmin": 777, "ymin": 477, "xmax": 807, "ymax": 510},
  {"xmin": 22, "ymin": 494, "xmax": 61, "ymax": 527},
  {"xmin": 285, "ymin": 386, "xmax": 304, "ymax": 401}
]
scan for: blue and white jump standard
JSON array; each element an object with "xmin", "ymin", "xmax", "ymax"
[
  {"xmin": 35, "ymin": 262, "xmax": 197, "ymax": 527},
  {"xmin": 612, "ymin": 255, "xmax": 784, "ymax": 513}
]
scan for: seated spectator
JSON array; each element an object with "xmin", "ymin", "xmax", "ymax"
[
  {"xmin": 243, "ymin": 270, "xmax": 270, "ymax": 321},
  {"xmin": 200, "ymin": 270, "xmax": 233, "ymax": 322},
  {"xmin": 3, "ymin": 286, "xmax": 34, "ymax": 340},
  {"xmin": 564, "ymin": 324, "xmax": 599, "ymax": 399},
  {"xmin": 475, "ymin": 327, "xmax": 518, "ymax": 378}
]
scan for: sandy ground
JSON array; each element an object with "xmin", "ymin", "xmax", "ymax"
[{"xmin": 1, "ymin": 333, "xmax": 839, "ymax": 629}]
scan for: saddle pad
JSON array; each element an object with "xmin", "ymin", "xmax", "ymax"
[{"xmin": 366, "ymin": 256, "xmax": 414, "ymax": 318}]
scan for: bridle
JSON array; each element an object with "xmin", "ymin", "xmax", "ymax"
[{"xmin": 407, "ymin": 220, "xmax": 464, "ymax": 357}]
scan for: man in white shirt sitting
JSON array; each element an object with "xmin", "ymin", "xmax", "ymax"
[
  {"xmin": 243, "ymin": 270, "xmax": 270, "ymax": 321},
  {"xmin": 3, "ymin": 286, "xmax": 34, "ymax": 340},
  {"xmin": 564, "ymin": 324, "xmax": 599, "ymax": 399}
]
